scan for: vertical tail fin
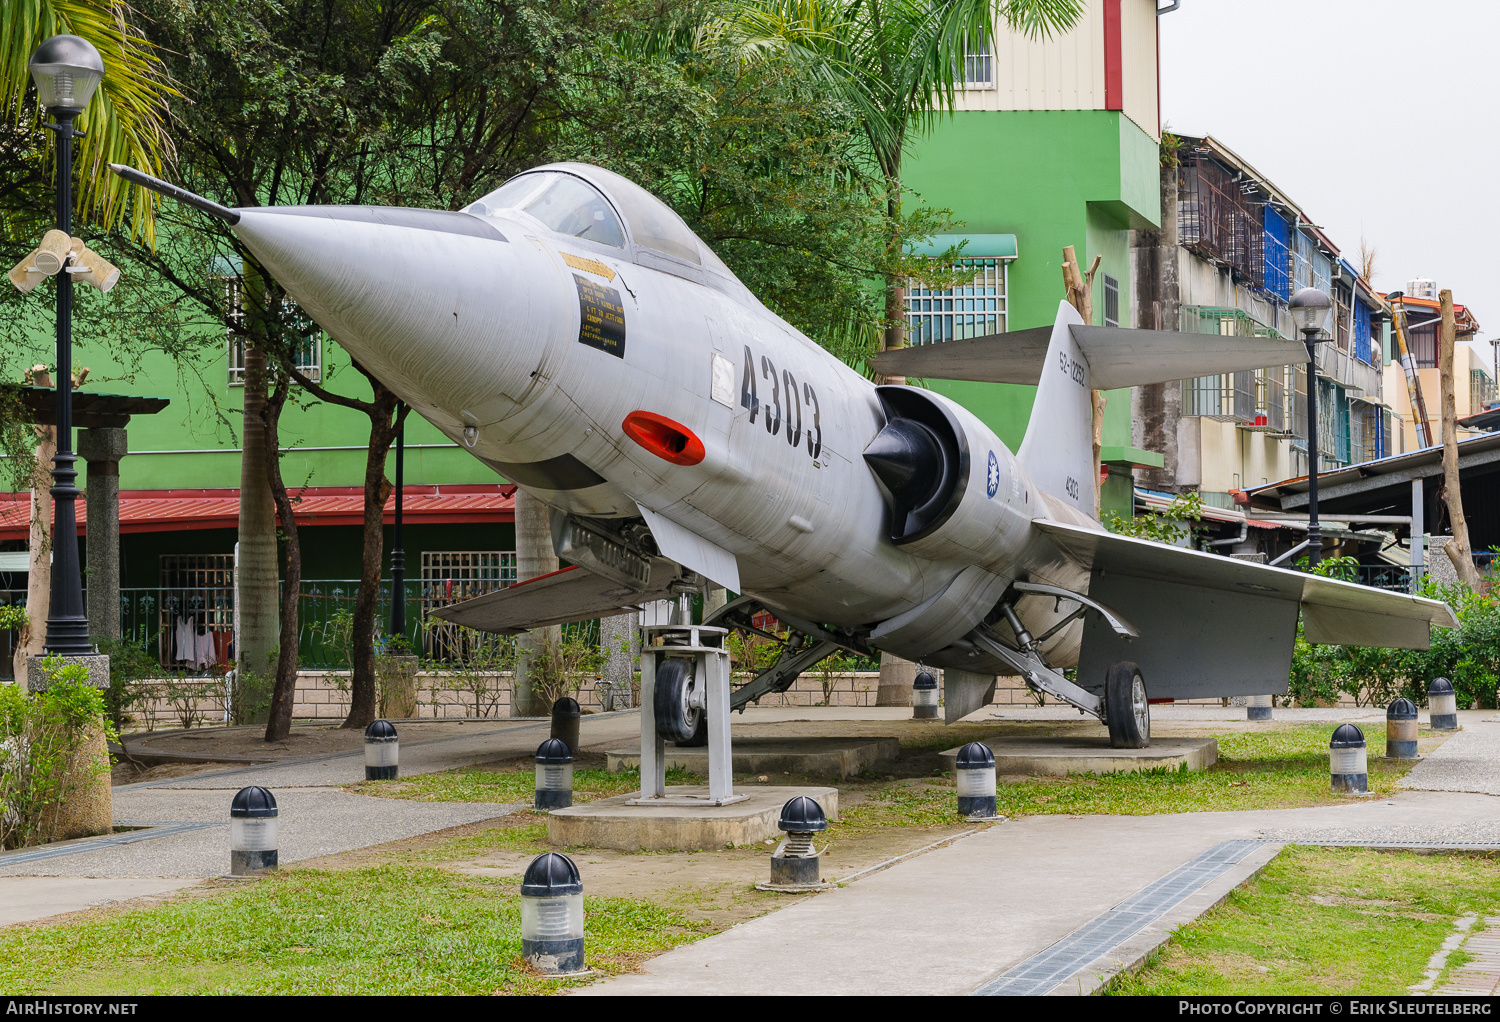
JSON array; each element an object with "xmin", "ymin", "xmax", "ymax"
[{"xmin": 1016, "ymin": 300, "xmax": 1095, "ymax": 518}]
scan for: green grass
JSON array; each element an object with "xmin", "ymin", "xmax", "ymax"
[
  {"xmin": 349, "ymin": 766, "xmax": 702, "ymax": 804},
  {"xmin": 1110, "ymin": 846, "xmax": 1500, "ymax": 995},
  {"xmin": 347, "ymin": 725, "xmax": 1421, "ymax": 841},
  {"xmin": 0, "ymin": 863, "xmax": 704, "ymax": 995},
  {"xmin": 826, "ymin": 724, "xmax": 1417, "ymax": 835}
]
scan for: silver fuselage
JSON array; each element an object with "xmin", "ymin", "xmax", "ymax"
[{"xmin": 233, "ymin": 198, "xmax": 1096, "ymax": 664}]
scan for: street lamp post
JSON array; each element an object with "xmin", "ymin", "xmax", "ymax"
[
  {"xmin": 30, "ymin": 36, "xmax": 104, "ymax": 657},
  {"xmin": 1290, "ymin": 287, "xmax": 1333, "ymax": 568}
]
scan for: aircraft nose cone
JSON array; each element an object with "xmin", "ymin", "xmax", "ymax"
[
  {"xmin": 863, "ymin": 418, "xmax": 943, "ymax": 506},
  {"xmin": 230, "ymin": 205, "xmax": 540, "ymax": 428}
]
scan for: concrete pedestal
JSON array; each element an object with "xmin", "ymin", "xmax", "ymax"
[
  {"xmin": 26, "ymin": 653, "xmax": 109, "ymax": 692},
  {"xmin": 548, "ymin": 785, "xmax": 838, "ymax": 851},
  {"xmin": 939, "ymin": 735, "xmax": 1217, "ymax": 777},
  {"xmin": 606, "ymin": 736, "xmax": 898, "ymax": 780}
]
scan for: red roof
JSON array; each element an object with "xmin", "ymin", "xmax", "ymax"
[{"xmin": 0, "ymin": 484, "xmax": 515, "ymax": 541}]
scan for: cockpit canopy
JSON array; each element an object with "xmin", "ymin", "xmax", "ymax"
[{"xmin": 464, "ymin": 163, "xmax": 752, "ymax": 303}]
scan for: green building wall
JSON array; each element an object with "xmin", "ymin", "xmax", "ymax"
[{"xmin": 904, "ymin": 109, "xmax": 1161, "ymax": 518}]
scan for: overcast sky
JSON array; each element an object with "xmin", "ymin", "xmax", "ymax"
[{"xmin": 1159, "ymin": 1, "xmax": 1498, "ymax": 370}]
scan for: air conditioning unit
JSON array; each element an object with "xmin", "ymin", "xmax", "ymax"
[{"xmin": 1406, "ymin": 278, "xmax": 1438, "ymax": 300}]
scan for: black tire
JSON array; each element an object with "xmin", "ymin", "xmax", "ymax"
[
  {"xmin": 653, "ymin": 658, "xmax": 701, "ymax": 743},
  {"xmin": 1105, "ymin": 661, "xmax": 1150, "ymax": 749},
  {"xmin": 675, "ymin": 713, "xmax": 708, "ymax": 748}
]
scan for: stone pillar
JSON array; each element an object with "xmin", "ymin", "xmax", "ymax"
[
  {"xmin": 78, "ymin": 427, "xmax": 127, "ymax": 641},
  {"xmin": 876, "ymin": 653, "xmax": 917, "ymax": 706},
  {"xmin": 600, "ymin": 611, "xmax": 637, "ymax": 709}
]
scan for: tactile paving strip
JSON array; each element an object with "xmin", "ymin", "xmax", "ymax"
[
  {"xmin": 972, "ymin": 839, "xmax": 1265, "ymax": 996},
  {"xmin": 0, "ymin": 820, "xmax": 221, "ymax": 866}
]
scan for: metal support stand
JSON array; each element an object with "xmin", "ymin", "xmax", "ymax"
[{"xmin": 629, "ymin": 623, "xmax": 746, "ymax": 807}]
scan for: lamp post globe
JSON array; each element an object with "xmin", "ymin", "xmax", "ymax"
[
  {"xmin": 1289, "ymin": 287, "xmax": 1333, "ymax": 568},
  {"xmin": 29, "ymin": 35, "xmax": 104, "ymax": 113},
  {"xmin": 31, "ymin": 34, "xmax": 104, "ymax": 658},
  {"xmin": 1289, "ymin": 287, "xmax": 1332, "ymax": 338}
]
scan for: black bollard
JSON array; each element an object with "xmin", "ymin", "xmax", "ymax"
[{"xmin": 551, "ymin": 696, "xmax": 581, "ymax": 755}]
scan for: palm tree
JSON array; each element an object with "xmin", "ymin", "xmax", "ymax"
[
  {"xmin": 727, "ymin": 0, "xmax": 1083, "ymax": 360},
  {"xmin": 1, "ymin": 0, "xmax": 176, "ymax": 241}
]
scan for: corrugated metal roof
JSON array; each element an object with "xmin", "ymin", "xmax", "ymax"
[{"xmin": 0, "ymin": 485, "xmax": 515, "ymax": 540}]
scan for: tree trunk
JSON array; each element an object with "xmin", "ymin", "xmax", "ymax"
[
  {"xmin": 1062, "ymin": 247, "xmax": 1103, "ymax": 516},
  {"xmin": 880, "ymin": 182, "xmax": 907, "ymax": 386},
  {"xmin": 261, "ymin": 375, "xmax": 301, "ymax": 743},
  {"xmin": 342, "ymin": 386, "xmax": 399, "ymax": 730},
  {"xmin": 16, "ymin": 371, "xmax": 54, "ymax": 681},
  {"xmin": 512, "ymin": 488, "xmax": 559, "ymax": 717},
  {"xmin": 1438, "ymin": 289, "xmax": 1481, "ymax": 589},
  {"xmin": 236, "ymin": 267, "xmax": 279, "ymax": 722}
]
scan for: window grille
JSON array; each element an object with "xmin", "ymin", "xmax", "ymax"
[
  {"xmin": 962, "ymin": 40, "xmax": 992, "ymax": 86},
  {"xmin": 159, "ymin": 554, "xmax": 234, "ymax": 673},
  {"xmin": 1334, "ymin": 284, "xmax": 1352, "ymax": 352},
  {"xmin": 1262, "ymin": 206, "xmax": 1292, "ymax": 301},
  {"xmin": 225, "ymin": 278, "xmax": 324, "ymax": 386},
  {"xmin": 1472, "ymin": 370, "xmax": 1498, "ymax": 413},
  {"xmin": 905, "ymin": 257, "xmax": 1008, "ymax": 345},
  {"xmin": 420, "ymin": 551, "xmax": 516, "ymax": 660},
  {"xmin": 1177, "ymin": 157, "xmax": 1264, "ymax": 289},
  {"xmin": 1102, "ymin": 274, "xmax": 1120, "ymax": 328}
]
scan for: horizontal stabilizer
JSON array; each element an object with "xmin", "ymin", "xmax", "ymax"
[
  {"xmin": 430, "ymin": 562, "xmax": 681, "ymax": 634},
  {"xmin": 872, "ymin": 325, "xmax": 1309, "ymax": 391}
]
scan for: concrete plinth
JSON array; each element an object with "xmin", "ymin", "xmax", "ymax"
[
  {"xmin": 548, "ymin": 785, "xmax": 838, "ymax": 851},
  {"xmin": 26, "ymin": 653, "xmax": 109, "ymax": 692},
  {"xmin": 939, "ymin": 736, "xmax": 1217, "ymax": 777},
  {"xmin": 606, "ymin": 736, "xmax": 898, "ymax": 780}
]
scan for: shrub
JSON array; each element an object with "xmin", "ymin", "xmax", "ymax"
[{"xmin": 0, "ymin": 655, "xmax": 116, "ymax": 849}]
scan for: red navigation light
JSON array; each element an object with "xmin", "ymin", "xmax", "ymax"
[{"xmin": 622, "ymin": 411, "xmax": 706, "ymax": 467}]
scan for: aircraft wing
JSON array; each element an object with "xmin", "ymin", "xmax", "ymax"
[
  {"xmin": 872, "ymin": 325, "xmax": 1308, "ymax": 390},
  {"xmin": 429, "ymin": 563, "xmax": 680, "ymax": 634},
  {"xmin": 1030, "ymin": 519, "xmax": 1457, "ymax": 701}
]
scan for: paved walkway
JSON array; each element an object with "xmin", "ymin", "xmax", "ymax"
[
  {"xmin": 584, "ymin": 717, "xmax": 1500, "ymax": 997},
  {"xmin": 0, "ymin": 711, "xmax": 645, "ymax": 923}
]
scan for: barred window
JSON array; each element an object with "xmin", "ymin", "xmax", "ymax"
[
  {"xmin": 905, "ymin": 257, "xmax": 1008, "ymax": 345},
  {"xmin": 421, "ymin": 551, "xmax": 517, "ymax": 662},
  {"xmin": 1103, "ymin": 274, "xmax": 1120, "ymax": 328},
  {"xmin": 963, "ymin": 42, "xmax": 992, "ymax": 87},
  {"xmin": 225, "ymin": 277, "xmax": 324, "ymax": 386}
]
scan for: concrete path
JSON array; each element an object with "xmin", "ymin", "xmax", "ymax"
[
  {"xmin": 0, "ymin": 877, "xmax": 201, "ymax": 927},
  {"xmin": 584, "ymin": 746, "xmax": 1500, "ymax": 999},
  {"xmin": 1402, "ymin": 718, "xmax": 1500, "ymax": 797},
  {"xmin": 0, "ymin": 711, "xmax": 645, "ymax": 920}
]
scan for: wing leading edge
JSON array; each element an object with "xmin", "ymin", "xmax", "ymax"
[{"xmin": 430, "ymin": 562, "xmax": 683, "ymax": 634}]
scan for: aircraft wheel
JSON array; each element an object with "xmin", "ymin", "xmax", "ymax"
[
  {"xmin": 674, "ymin": 714, "xmax": 708, "ymax": 748},
  {"xmin": 1105, "ymin": 661, "xmax": 1150, "ymax": 749},
  {"xmin": 653, "ymin": 658, "xmax": 702, "ymax": 743}
]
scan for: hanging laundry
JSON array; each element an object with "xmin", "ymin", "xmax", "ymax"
[
  {"xmin": 175, "ymin": 614, "xmax": 196, "ymax": 664},
  {"xmin": 194, "ymin": 624, "xmax": 216, "ymax": 671}
]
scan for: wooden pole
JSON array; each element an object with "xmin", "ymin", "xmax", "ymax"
[
  {"xmin": 1062, "ymin": 246, "xmax": 1104, "ymax": 516},
  {"xmin": 1438, "ymin": 289, "xmax": 1482, "ymax": 588}
]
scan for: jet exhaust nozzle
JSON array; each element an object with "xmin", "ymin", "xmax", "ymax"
[{"xmin": 864, "ymin": 418, "xmax": 944, "ymax": 509}]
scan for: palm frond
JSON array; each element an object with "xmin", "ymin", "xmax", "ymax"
[{"xmin": 0, "ymin": 0, "xmax": 177, "ymax": 243}]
